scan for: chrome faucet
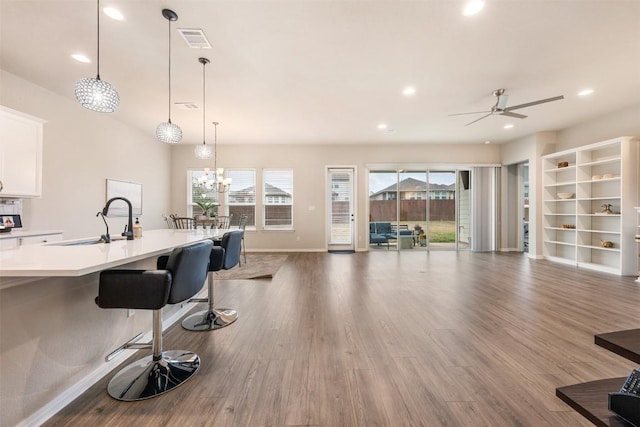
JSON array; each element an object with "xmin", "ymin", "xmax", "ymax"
[{"xmin": 102, "ymin": 197, "xmax": 134, "ymax": 240}]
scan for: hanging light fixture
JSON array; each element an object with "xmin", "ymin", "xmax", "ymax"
[
  {"xmin": 211, "ymin": 122, "xmax": 232, "ymax": 193},
  {"xmin": 156, "ymin": 9, "xmax": 182, "ymax": 144},
  {"xmin": 74, "ymin": 0, "xmax": 120, "ymax": 113},
  {"xmin": 194, "ymin": 58, "xmax": 213, "ymax": 159}
]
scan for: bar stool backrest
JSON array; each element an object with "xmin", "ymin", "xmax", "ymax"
[
  {"xmin": 165, "ymin": 240, "xmax": 213, "ymax": 303},
  {"xmin": 220, "ymin": 230, "xmax": 243, "ymax": 270}
]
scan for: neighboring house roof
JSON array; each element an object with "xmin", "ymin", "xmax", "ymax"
[
  {"xmin": 370, "ymin": 177, "xmax": 454, "ymax": 198},
  {"xmin": 230, "ymin": 183, "xmax": 290, "ymax": 198}
]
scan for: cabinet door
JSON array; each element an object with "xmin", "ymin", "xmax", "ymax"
[
  {"xmin": 0, "ymin": 238, "xmax": 19, "ymax": 250},
  {"xmin": 0, "ymin": 107, "xmax": 45, "ymax": 197}
]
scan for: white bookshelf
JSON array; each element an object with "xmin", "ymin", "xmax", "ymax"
[{"xmin": 542, "ymin": 137, "xmax": 638, "ymax": 275}]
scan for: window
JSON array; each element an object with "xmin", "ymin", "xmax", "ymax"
[
  {"xmin": 226, "ymin": 169, "xmax": 256, "ymax": 227},
  {"xmin": 187, "ymin": 170, "xmax": 220, "ymax": 217},
  {"xmin": 263, "ymin": 169, "xmax": 293, "ymax": 229}
]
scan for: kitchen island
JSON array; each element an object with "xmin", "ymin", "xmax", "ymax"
[{"xmin": 0, "ymin": 229, "xmax": 222, "ymax": 427}]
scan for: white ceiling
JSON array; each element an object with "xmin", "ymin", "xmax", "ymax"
[{"xmin": 2, "ymin": 1, "xmax": 639, "ymax": 146}]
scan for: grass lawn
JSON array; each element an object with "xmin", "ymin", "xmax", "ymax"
[{"xmin": 428, "ymin": 220, "xmax": 456, "ymax": 242}]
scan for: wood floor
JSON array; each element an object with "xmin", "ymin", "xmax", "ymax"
[{"xmin": 45, "ymin": 251, "xmax": 640, "ymax": 427}]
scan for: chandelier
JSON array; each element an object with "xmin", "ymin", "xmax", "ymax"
[{"xmin": 202, "ymin": 122, "xmax": 232, "ymax": 193}]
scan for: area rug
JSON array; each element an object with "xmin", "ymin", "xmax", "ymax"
[{"xmin": 215, "ymin": 254, "xmax": 288, "ymax": 279}]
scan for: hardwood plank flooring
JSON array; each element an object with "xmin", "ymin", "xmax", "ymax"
[{"xmin": 45, "ymin": 251, "xmax": 640, "ymax": 426}]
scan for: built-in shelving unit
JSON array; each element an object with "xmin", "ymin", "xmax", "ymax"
[
  {"xmin": 542, "ymin": 137, "xmax": 639, "ymax": 275},
  {"xmin": 556, "ymin": 329, "xmax": 640, "ymax": 427}
]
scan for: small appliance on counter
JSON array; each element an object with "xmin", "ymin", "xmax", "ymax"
[{"xmin": 0, "ymin": 214, "xmax": 21, "ymax": 233}]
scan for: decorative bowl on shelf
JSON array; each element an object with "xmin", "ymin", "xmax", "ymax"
[
  {"xmin": 561, "ymin": 224, "xmax": 576, "ymax": 229},
  {"xmin": 557, "ymin": 161, "xmax": 569, "ymax": 168},
  {"xmin": 592, "ymin": 174, "xmax": 601, "ymax": 180},
  {"xmin": 600, "ymin": 240, "xmax": 614, "ymax": 248},
  {"xmin": 602, "ymin": 173, "xmax": 615, "ymax": 179},
  {"xmin": 557, "ymin": 192, "xmax": 574, "ymax": 199}
]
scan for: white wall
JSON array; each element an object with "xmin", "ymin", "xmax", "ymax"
[
  {"xmin": 556, "ymin": 103, "xmax": 640, "ymax": 151},
  {"xmin": 0, "ymin": 70, "xmax": 171, "ymax": 239},
  {"xmin": 170, "ymin": 142, "xmax": 501, "ymax": 251}
]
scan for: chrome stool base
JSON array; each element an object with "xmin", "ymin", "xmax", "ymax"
[
  {"xmin": 182, "ymin": 308, "xmax": 238, "ymax": 331},
  {"xmin": 107, "ymin": 350, "xmax": 200, "ymax": 401}
]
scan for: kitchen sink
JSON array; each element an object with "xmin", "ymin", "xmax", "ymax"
[{"xmin": 47, "ymin": 239, "xmax": 105, "ymax": 246}]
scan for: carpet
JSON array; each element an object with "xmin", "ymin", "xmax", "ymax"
[{"xmin": 215, "ymin": 254, "xmax": 288, "ymax": 279}]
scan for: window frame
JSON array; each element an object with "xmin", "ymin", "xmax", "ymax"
[{"xmin": 262, "ymin": 168, "xmax": 294, "ymax": 230}]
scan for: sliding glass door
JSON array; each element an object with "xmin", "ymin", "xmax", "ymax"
[{"xmin": 369, "ymin": 169, "xmax": 471, "ymax": 251}]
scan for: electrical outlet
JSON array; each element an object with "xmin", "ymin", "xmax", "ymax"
[{"xmin": 128, "ymin": 309, "xmax": 135, "ymax": 318}]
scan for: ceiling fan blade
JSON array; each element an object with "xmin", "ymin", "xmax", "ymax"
[
  {"xmin": 505, "ymin": 95, "xmax": 564, "ymax": 111},
  {"xmin": 500, "ymin": 111, "xmax": 527, "ymax": 119},
  {"xmin": 465, "ymin": 113, "xmax": 492, "ymax": 126},
  {"xmin": 496, "ymin": 94, "xmax": 509, "ymax": 110},
  {"xmin": 448, "ymin": 111, "xmax": 491, "ymax": 116}
]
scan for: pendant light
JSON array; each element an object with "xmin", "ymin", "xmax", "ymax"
[
  {"xmin": 74, "ymin": 0, "xmax": 120, "ymax": 113},
  {"xmin": 211, "ymin": 122, "xmax": 232, "ymax": 193},
  {"xmin": 156, "ymin": 9, "xmax": 182, "ymax": 144},
  {"xmin": 194, "ymin": 58, "xmax": 213, "ymax": 159}
]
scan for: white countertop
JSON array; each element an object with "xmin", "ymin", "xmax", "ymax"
[
  {"xmin": 0, "ymin": 229, "xmax": 223, "ymax": 277},
  {"xmin": 0, "ymin": 229, "xmax": 64, "ymax": 240}
]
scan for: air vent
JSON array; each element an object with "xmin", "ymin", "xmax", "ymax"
[
  {"xmin": 175, "ymin": 102, "xmax": 199, "ymax": 110},
  {"xmin": 177, "ymin": 28, "xmax": 211, "ymax": 49}
]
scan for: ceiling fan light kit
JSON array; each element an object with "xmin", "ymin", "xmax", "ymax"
[{"xmin": 450, "ymin": 88, "xmax": 564, "ymax": 126}]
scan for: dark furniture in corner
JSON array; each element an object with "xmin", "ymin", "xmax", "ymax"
[{"xmin": 556, "ymin": 328, "xmax": 640, "ymax": 426}]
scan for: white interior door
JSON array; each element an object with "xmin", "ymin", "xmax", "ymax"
[{"xmin": 327, "ymin": 167, "xmax": 355, "ymax": 252}]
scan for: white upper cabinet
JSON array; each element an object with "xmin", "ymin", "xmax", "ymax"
[{"xmin": 0, "ymin": 106, "xmax": 45, "ymax": 197}]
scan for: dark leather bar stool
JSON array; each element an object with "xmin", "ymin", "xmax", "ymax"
[
  {"xmin": 180, "ymin": 230, "xmax": 243, "ymax": 331},
  {"xmin": 95, "ymin": 240, "xmax": 213, "ymax": 401}
]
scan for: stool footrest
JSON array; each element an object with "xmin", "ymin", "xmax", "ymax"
[{"xmin": 105, "ymin": 332, "xmax": 144, "ymax": 362}]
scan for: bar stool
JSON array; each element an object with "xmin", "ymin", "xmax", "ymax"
[
  {"xmin": 179, "ymin": 230, "xmax": 243, "ymax": 331},
  {"xmin": 95, "ymin": 240, "xmax": 213, "ymax": 401}
]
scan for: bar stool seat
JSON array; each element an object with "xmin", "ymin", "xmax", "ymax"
[{"xmin": 96, "ymin": 240, "xmax": 212, "ymax": 401}]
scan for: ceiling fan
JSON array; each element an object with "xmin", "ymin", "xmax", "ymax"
[{"xmin": 450, "ymin": 89, "xmax": 564, "ymax": 126}]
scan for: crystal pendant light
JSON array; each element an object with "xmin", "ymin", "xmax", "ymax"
[
  {"xmin": 194, "ymin": 58, "xmax": 213, "ymax": 159},
  {"xmin": 74, "ymin": 0, "xmax": 120, "ymax": 113},
  {"xmin": 156, "ymin": 9, "xmax": 182, "ymax": 144}
]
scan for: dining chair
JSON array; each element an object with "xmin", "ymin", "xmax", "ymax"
[
  {"xmin": 163, "ymin": 214, "xmax": 176, "ymax": 229},
  {"xmin": 171, "ymin": 215, "xmax": 197, "ymax": 229},
  {"xmin": 238, "ymin": 214, "xmax": 248, "ymax": 266},
  {"xmin": 213, "ymin": 215, "xmax": 232, "ymax": 230}
]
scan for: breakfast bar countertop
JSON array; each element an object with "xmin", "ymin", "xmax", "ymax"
[{"xmin": 0, "ymin": 228, "xmax": 222, "ymax": 278}]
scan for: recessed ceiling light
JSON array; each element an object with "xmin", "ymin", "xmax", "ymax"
[
  {"xmin": 71, "ymin": 53, "xmax": 91, "ymax": 63},
  {"xmin": 462, "ymin": 0, "xmax": 485, "ymax": 16},
  {"xmin": 484, "ymin": 140, "xmax": 491, "ymax": 144},
  {"xmin": 402, "ymin": 86, "xmax": 416, "ymax": 96},
  {"xmin": 377, "ymin": 123, "xmax": 388, "ymax": 130},
  {"xmin": 103, "ymin": 7, "xmax": 124, "ymax": 21},
  {"xmin": 503, "ymin": 124, "xmax": 514, "ymax": 129},
  {"xmin": 578, "ymin": 88, "xmax": 594, "ymax": 97}
]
